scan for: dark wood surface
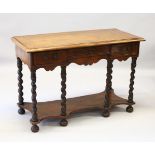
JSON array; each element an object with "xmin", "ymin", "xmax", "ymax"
[
  {"xmin": 17, "ymin": 58, "xmax": 25, "ymax": 114},
  {"xmin": 18, "ymin": 91, "xmax": 131, "ymax": 123},
  {"xmin": 15, "ymin": 42, "xmax": 140, "ymax": 71},
  {"xmin": 60, "ymin": 66, "xmax": 68, "ymax": 126},
  {"xmin": 30, "ymin": 70, "xmax": 39, "ymax": 132},
  {"xmin": 126, "ymin": 57, "xmax": 137, "ymax": 113},
  {"xmin": 103, "ymin": 60, "xmax": 114, "ymax": 117}
]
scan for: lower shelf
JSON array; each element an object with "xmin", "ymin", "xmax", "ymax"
[{"xmin": 19, "ymin": 91, "xmax": 132, "ymax": 122}]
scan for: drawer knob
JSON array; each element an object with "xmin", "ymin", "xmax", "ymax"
[
  {"xmin": 43, "ymin": 55, "xmax": 49, "ymax": 60},
  {"xmin": 51, "ymin": 53, "xmax": 59, "ymax": 59},
  {"xmin": 87, "ymin": 51, "xmax": 95, "ymax": 56},
  {"xmin": 122, "ymin": 47, "xmax": 129, "ymax": 52}
]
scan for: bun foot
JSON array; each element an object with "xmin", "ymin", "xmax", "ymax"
[
  {"xmin": 60, "ymin": 119, "xmax": 68, "ymax": 126},
  {"xmin": 126, "ymin": 105, "xmax": 133, "ymax": 113},
  {"xmin": 102, "ymin": 109, "xmax": 110, "ymax": 117},
  {"xmin": 18, "ymin": 108, "xmax": 25, "ymax": 115},
  {"xmin": 31, "ymin": 125, "xmax": 39, "ymax": 133}
]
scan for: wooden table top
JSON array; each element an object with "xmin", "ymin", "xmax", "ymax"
[{"xmin": 12, "ymin": 28, "xmax": 144, "ymax": 53}]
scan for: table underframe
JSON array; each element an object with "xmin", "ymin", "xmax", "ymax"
[{"xmin": 17, "ymin": 57, "xmax": 137, "ymax": 133}]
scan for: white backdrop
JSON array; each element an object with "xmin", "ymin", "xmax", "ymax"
[
  {"xmin": 0, "ymin": 13, "xmax": 155, "ymax": 142},
  {"xmin": 0, "ymin": 13, "xmax": 155, "ymax": 68}
]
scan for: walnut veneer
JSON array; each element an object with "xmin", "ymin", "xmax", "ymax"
[{"xmin": 12, "ymin": 28, "xmax": 145, "ymax": 132}]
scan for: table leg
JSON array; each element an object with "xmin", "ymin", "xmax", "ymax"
[
  {"xmin": 17, "ymin": 57, "xmax": 25, "ymax": 115},
  {"xmin": 60, "ymin": 66, "xmax": 68, "ymax": 126},
  {"xmin": 30, "ymin": 69, "xmax": 39, "ymax": 132},
  {"xmin": 126, "ymin": 57, "xmax": 137, "ymax": 113},
  {"xmin": 103, "ymin": 60, "xmax": 113, "ymax": 117}
]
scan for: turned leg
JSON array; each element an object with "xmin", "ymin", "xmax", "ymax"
[
  {"xmin": 103, "ymin": 60, "xmax": 113, "ymax": 117},
  {"xmin": 30, "ymin": 69, "xmax": 39, "ymax": 132},
  {"xmin": 60, "ymin": 66, "xmax": 68, "ymax": 126},
  {"xmin": 126, "ymin": 57, "xmax": 137, "ymax": 113},
  {"xmin": 17, "ymin": 57, "xmax": 25, "ymax": 114}
]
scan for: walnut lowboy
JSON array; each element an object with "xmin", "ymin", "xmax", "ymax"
[{"xmin": 12, "ymin": 28, "xmax": 145, "ymax": 132}]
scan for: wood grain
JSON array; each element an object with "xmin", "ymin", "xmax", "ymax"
[
  {"xmin": 12, "ymin": 28, "xmax": 144, "ymax": 52},
  {"xmin": 14, "ymin": 29, "xmax": 144, "ymax": 132},
  {"xmin": 29, "ymin": 42, "xmax": 139, "ymax": 71},
  {"xmin": 18, "ymin": 91, "xmax": 132, "ymax": 123}
]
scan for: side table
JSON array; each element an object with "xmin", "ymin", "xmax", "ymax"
[{"xmin": 12, "ymin": 28, "xmax": 145, "ymax": 132}]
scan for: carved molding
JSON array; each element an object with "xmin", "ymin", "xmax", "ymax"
[{"xmin": 33, "ymin": 56, "xmax": 133, "ymax": 71}]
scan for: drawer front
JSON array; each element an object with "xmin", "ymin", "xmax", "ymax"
[
  {"xmin": 33, "ymin": 45, "xmax": 110, "ymax": 66},
  {"xmin": 33, "ymin": 51, "xmax": 66, "ymax": 65},
  {"xmin": 67, "ymin": 45, "xmax": 110, "ymax": 59},
  {"xmin": 33, "ymin": 42, "xmax": 139, "ymax": 67},
  {"xmin": 111, "ymin": 42, "xmax": 139, "ymax": 59}
]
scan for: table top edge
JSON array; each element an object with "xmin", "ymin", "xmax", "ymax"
[
  {"xmin": 12, "ymin": 28, "xmax": 145, "ymax": 53},
  {"xmin": 12, "ymin": 38, "xmax": 145, "ymax": 53}
]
